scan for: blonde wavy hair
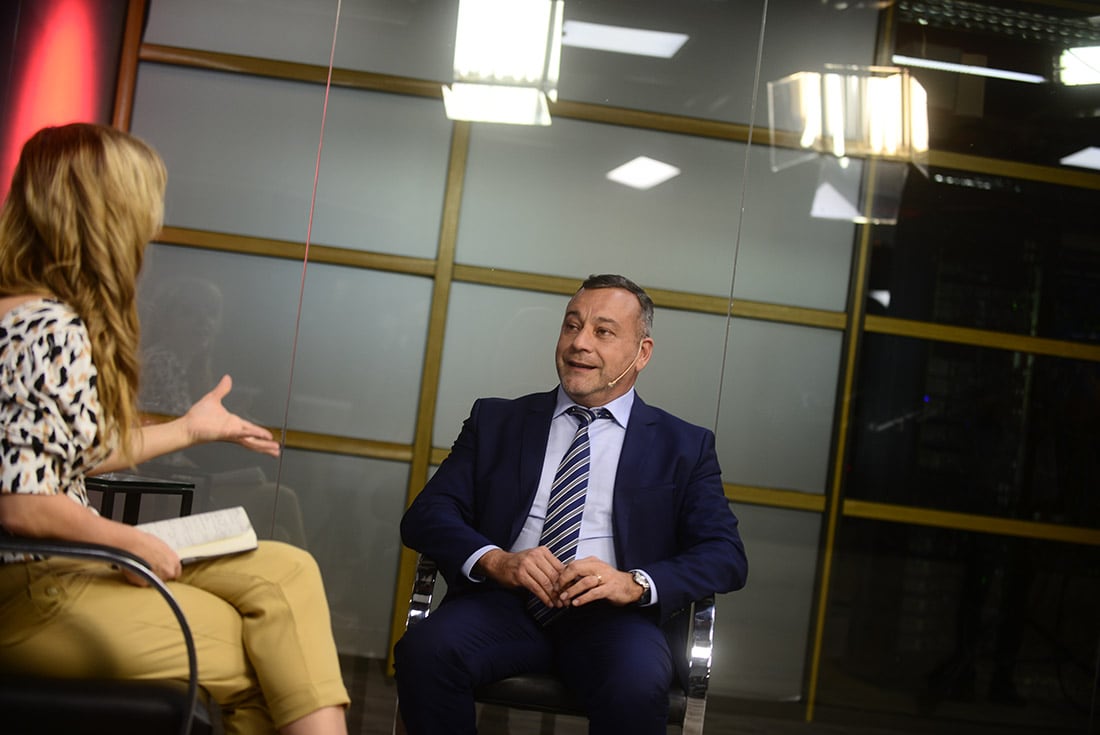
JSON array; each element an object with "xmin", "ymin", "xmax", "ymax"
[{"xmin": 0, "ymin": 123, "xmax": 167, "ymax": 463}]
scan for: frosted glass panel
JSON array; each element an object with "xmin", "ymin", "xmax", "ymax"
[
  {"xmin": 557, "ymin": 1, "xmax": 765, "ymax": 123},
  {"xmin": 290, "ymin": 265, "xmax": 431, "ymax": 443},
  {"xmin": 131, "ymin": 64, "xmax": 451, "ymax": 258},
  {"xmin": 138, "ymin": 244, "xmax": 300, "ymax": 428},
  {"xmin": 309, "ymin": 91, "xmax": 451, "ymax": 257},
  {"xmin": 435, "ymin": 284, "xmax": 728, "ymax": 451},
  {"xmin": 630, "ymin": 310, "xmax": 729, "ymax": 433},
  {"xmin": 457, "ymin": 118, "xmax": 852, "ymax": 310},
  {"xmin": 560, "ymin": 0, "xmax": 877, "ymax": 125},
  {"xmin": 736, "ymin": 146, "xmax": 856, "ymax": 312},
  {"xmin": 145, "ymin": 0, "xmax": 456, "ymax": 82},
  {"xmin": 145, "ymin": 0, "xmax": 875, "ymax": 126},
  {"xmin": 433, "ymin": 284, "xmax": 562, "ymax": 446},
  {"xmin": 717, "ymin": 320, "xmax": 842, "ymax": 493},
  {"xmin": 276, "ymin": 449, "xmax": 409, "ymax": 658},
  {"xmin": 751, "ymin": 0, "xmax": 881, "ymax": 126},
  {"xmin": 710, "ymin": 504, "xmax": 819, "ymax": 699},
  {"xmin": 458, "ymin": 119, "xmax": 744, "ymax": 298},
  {"xmin": 433, "ymin": 284, "xmax": 842, "ymax": 495},
  {"xmin": 131, "ymin": 65, "xmax": 321, "ymax": 242}
]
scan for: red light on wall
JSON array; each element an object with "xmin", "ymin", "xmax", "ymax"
[{"xmin": 1, "ymin": 0, "xmax": 106, "ymax": 201}]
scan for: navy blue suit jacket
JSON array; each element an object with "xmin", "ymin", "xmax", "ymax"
[{"xmin": 400, "ymin": 389, "xmax": 748, "ymax": 623}]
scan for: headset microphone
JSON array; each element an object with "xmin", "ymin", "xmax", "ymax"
[{"xmin": 607, "ymin": 342, "xmax": 644, "ymax": 388}]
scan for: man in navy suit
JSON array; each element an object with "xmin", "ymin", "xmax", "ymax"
[{"xmin": 394, "ymin": 274, "xmax": 748, "ymax": 735}]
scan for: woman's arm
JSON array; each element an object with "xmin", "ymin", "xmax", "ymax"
[
  {"xmin": 91, "ymin": 374, "xmax": 280, "ymax": 474},
  {"xmin": 0, "ymin": 492, "xmax": 182, "ymax": 582}
]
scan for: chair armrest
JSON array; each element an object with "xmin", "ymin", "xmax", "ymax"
[
  {"xmin": 0, "ymin": 536, "xmax": 200, "ymax": 735},
  {"xmin": 681, "ymin": 595, "xmax": 715, "ymax": 735},
  {"xmin": 406, "ymin": 555, "xmax": 438, "ymax": 629},
  {"xmin": 686, "ymin": 595, "xmax": 715, "ymax": 697}
]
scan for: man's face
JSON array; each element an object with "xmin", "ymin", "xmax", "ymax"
[{"xmin": 555, "ymin": 287, "xmax": 653, "ymax": 407}]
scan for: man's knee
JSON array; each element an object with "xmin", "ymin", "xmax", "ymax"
[{"xmin": 393, "ymin": 621, "xmax": 464, "ymax": 684}]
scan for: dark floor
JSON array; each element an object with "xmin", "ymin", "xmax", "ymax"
[{"xmin": 339, "ymin": 656, "xmax": 1097, "ymax": 735}]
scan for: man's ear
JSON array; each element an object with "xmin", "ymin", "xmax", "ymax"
[{"xmin": 635, "ymin": 337, "xmax": 654, "ymax": 372}]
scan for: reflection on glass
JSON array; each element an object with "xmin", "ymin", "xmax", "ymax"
[
  {"xmin": 1059, "ymin": 46, "xmax": 1100, "ymax": 86},
  {"xmin": 869, "ymin": 173, "xmax": 1100, "ymax": 342},
  {"xmin": 275, "ymin": 450, "xmax": 408, "ymax": 659},
  {"xmin": 562, "ymin": 20, "xmax": 688, "ymax": 58},
  {"xmin": 848, "ymin": 334, "xmax": 1100, "ymax": 529},
  {"xmin": 711, "ymin": 504, "xmax": 820, "ymax": 700},
  {"xmin": 137, "ymin": 274, "xmax": 308, "ymax": 547},
  {"xmin": 893, "ymin": 4, "xmax": 1100, "ymax": 166},
  {"xmin": 823, "ymin": 518, "xmax": 1098, "ymax": 732}
]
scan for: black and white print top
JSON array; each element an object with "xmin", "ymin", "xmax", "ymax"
[{"xmin": 1, "ymin": 298, "xmax": 109, "ymax": 563}]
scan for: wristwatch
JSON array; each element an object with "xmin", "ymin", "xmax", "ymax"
[{"xmin": 629, "ymin": 569, "xmax": 651, "ymax": 606}]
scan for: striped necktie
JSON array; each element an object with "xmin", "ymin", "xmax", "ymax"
[{"xmin": 529, "ymin": 405, "xmax": 610, "ymax": 625}]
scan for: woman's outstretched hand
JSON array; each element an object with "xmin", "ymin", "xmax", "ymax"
[{"xmin": 184, "ymin": 375, "xmax": 281, "ymax": 457}]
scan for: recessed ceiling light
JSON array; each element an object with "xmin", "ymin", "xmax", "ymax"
[
  {"xmin": 810, "ymin": 181, "xmax": 863, "ymax": 221},
  {"xmin": 562, "ymin": 20, "xmax": 688, "ymax": 59},
  {"xmin": 1060, "ymin": 146, "xmax": 1100, "ymax": 171},
  {"xmin": 606, "ymin": 156, "xmax": 681, "ymax": 190}
]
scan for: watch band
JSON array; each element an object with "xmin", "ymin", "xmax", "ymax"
[{"xmin": 629, "ymin": 569, "xmax": 651, "ymax": 606}]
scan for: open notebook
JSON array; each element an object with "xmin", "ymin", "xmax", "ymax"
[{"xmin": 137, "ymin": 506, "xmax": 257, "ymax": 563}]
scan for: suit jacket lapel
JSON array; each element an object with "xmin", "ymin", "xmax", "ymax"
[
  {"xmin": 510, "ymin": 390, "xmax": 556, "ymax": 544},
  {"xmin": 612, "ymin": 395, "xmax": 658, "ymax": 562}
]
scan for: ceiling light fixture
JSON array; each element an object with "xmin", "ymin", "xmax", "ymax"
[
  {"xmin": 561, "ymin": 20, "xmax": 688, "ymax": 58},
  {"xmin": 606, "ymin": 156, "xmax": 681, "ymax": 190},
  {"xmin": 768, "ymin": 65, "xmax": 929, "ymax": 225},
  {"xmin": 442, "ymin": 0, "xmax": 564, "ymax": 126},
  {"xmin": 769, "ymin": 65, "xmax": 929, "ymax": 162}
]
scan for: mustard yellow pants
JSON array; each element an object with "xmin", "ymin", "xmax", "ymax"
[{"xmin": 0, "ymin": 540, "xmax": 350, "ymax": 735}]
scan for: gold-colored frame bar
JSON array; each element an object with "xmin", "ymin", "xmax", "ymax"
[
  {"xmin": 157, "ymin": 227, "xmax": 848, "ymax": 331},
  {"xmin": 141, "ymin": 412, "xmax": 411, "ymax": 463},
  {"xmin": 159, "ymin": 225, "xmax": 437, "ymax": 277},
  {"xmin": 845, "ymin": 499, "xmax": 1100, "ymax": 547},
  {"xmin": 867, "ymin": 314, "xmax": 1100, "ymax": 362}
]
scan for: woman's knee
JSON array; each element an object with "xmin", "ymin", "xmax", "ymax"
[
  {"xmin": 253, "ymin": 539, "xmax": 315, "ymax": 568},
  {"xmin": 248, "ymin": 541, "xmax": 323, "ymax": 585}
]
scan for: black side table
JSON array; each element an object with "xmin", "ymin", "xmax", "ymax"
[{"xmin": 86, "ymin": 473, "xmax": 196, "ymax": 525}]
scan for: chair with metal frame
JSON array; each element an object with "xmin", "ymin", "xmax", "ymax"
[
  {"xmin": 0, "ymin": 479, "xmax": 224, "ymax": 735},
  {"xmin": 394, "ymin": 555, "xmax": 717, "ymax": 735}
]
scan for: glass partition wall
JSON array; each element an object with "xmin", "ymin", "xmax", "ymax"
[{"xmin": 101, "ymin": 0, "xmax": 1100, "ymax": 732}]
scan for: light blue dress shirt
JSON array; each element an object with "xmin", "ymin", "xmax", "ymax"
[{"xmin": 462, "ymin": 386, "xmax": 657, "ymax": 605}]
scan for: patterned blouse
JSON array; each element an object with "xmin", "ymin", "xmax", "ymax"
[{"xmin": 1, "ymin": 299, "xmax": 110, "ymax": 562}]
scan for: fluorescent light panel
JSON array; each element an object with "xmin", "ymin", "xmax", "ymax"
[
  {"xmin": 892, "ymin": 54, "xmax": 1046, "ymax": 84},
  {"xmin": 453, "ymin": 1, "xmax": 561, "ymax": 84},
  {"xmin": 1060, "ymin": 146, "xmax": 1100, "ymax": 171},
  {"xmin": 606, "ymin": 156, "xmax": 681, "ymax": 190},
  {"xmin": 442, "ymin": 84, "xmax": 551, "ymax": 125},
  {"xmin": 1060, "ymin": 47, "xmax": 1100, "ymax": 86},
  {"xmin": 444, "ymin": 0, "xmax": 563, "ymax": 125},
  {"xmin": 562, "ymin": 20, "xmax": 688, "ymax": 58}
]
